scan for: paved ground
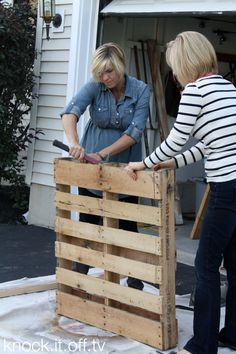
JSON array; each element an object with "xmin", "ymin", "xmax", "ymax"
[{"xmin": 0, "ymin": 223, "xmax": 56, "ymax": 282}]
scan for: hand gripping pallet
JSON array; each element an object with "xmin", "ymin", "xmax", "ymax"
[{"xmin": 54, "ymin": 158, "xmax": 177, "ymax": 351}]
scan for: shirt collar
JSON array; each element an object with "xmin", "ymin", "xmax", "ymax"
[
  {"xmin": 101, "ymin": 74, "xmax": 133, "ymax": 98},
  {"xmin": 123, "ymin": 74, "xmax": 133, "ymax": 98}
]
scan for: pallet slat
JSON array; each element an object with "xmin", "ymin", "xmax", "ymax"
[
  {"xmin": 0, "ymin": 280, "xmax": 57, "ymax": 298},
  {"xmin": 56, "ymin": 267, "xmax": 163, "ymax": 314},
  {"xmin": 55, "ymin": 191, "xmax": 162, "ymax": 225},
  {"xmin": 54, "ymin": 159, "xmax": 162, "ymax": 199},
  {"xmin": 158, "ymin": 170, "xmax": 177, "ymax": 349},
  {"xmin": 55, "ymin": 216, "xmax": 162, "ymax": 255},
  {"xmin": 60, "ymin": 235, "xmax": 160, "ymax": 265},
  {"xmin": 55, "ymin": 241, "xmax": 162, "ymax": 284},
  {"xmin": 57, "ymin": 291, "xmax": 164, "ymax": 348}
]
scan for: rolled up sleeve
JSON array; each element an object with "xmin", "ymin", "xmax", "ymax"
[
  {"xmin": 60, "ymin": 80, "xmax": 98, "ymax": 120},
  {"xmin": 125, "ymin": 123, "xmax": 143, "ymax": 142},
  {"xmin": 61, "ymin": 100, "xmax": 82, "ymax": 120}
]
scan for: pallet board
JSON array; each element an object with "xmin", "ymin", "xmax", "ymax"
[{"xmin": 54, "ymin": 158, "xmax": 177, "ymax": 350}]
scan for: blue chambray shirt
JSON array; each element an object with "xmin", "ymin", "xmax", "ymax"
[{"xmin": 61, "ymin": 74, "xmax": 150, "ymax": 163}]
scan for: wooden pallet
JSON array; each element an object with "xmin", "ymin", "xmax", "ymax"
[{"xmin": 54, "ymin": 158, "xmax": 177, "ymax": 350}]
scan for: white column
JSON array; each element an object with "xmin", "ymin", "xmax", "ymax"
[{"xmin": 64, "ymin": 0, "xmax": 100, "ymax": 143}]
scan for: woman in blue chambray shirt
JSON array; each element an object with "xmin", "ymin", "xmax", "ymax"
[{"xmin": 61, "ymin": 42, "xmax": 150, "ymax": 290}]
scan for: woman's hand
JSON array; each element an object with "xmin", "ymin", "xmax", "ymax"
[
  {"xmin": 125, "ymin": 161, "xmax": 145, "ymax": 180},
  {"xmin": 86, "ymin": 152, "xmax": 103, "ymax": 163},
  {"xmin": 69, "ymin": 143, "xmax": 85, "ymax": 160},
  {"xmin": 153, "ymin": 158, "xmax": 176, "ymax": 171}
]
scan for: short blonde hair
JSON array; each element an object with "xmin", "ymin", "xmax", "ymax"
[
  {"xmin": 166, "ymin": 31, "xmax": 218, "ymax": 87},
  {"xmin": 91, "ymin": 42, "xmax": 126, "ymax": 82}
]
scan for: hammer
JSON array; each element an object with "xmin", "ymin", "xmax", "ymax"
[{"xmin": 52, "ymin": 139, "xmax": 100, "ymax": 164}]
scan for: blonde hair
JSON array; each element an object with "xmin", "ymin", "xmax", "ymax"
[
  {"xmin": 166, "ymin": 31, "xmax": 218, "ymax": 87},
  {"xmin": 91, "ymin": 42, "xmax": 126, "ymax": 82}
]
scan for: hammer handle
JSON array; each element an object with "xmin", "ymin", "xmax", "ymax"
[{"xmin": 52, "ymin": 139, "xmax": 100, "ymax": 164}]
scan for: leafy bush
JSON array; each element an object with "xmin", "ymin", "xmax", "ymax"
[{"xmin": 0, "ymin": 1, "xmax": 38, "ymax": 216}]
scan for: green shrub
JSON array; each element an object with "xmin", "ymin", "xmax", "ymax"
[{"xmin": 0, "ymin": 1, "xmax": 38, "ymax": 216}]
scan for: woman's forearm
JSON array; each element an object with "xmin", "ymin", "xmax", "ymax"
[
  {"xmin": 62, "ymin": 114, "xmax": 79, "ymax": 145},
  {"xmin": 62, "ymin": 113, "xmax": 86, "ymax": 159},
  {"xmin": 99, "ymin": 134, "xmax": 135, "ymax": 158}
]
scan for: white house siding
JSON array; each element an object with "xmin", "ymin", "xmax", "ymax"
[
  {"xmin": 27, "ymin": 0, "xmax": 72, "ymax": 227},
  {"xmin": 29, "ymin": 1, "xmax": 72, "ymax": 188}
]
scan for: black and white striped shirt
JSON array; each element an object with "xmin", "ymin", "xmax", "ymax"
[{"xmin": 144, "ymin": 75, "xmax": 236, "ymax": 182}]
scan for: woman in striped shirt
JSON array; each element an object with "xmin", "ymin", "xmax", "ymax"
[{"xmin": 127, "ymin": 31, "xmax": 236, "ymax": 354}]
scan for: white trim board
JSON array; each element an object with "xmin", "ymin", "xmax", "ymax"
[{"xmin": 101, "ymin": 0, "xmax": 236, "ymax": 15}]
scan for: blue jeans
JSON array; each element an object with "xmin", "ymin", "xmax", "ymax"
[{"xmin": 185, "ymin": 179, "xmax": 236, "ymax": 354}]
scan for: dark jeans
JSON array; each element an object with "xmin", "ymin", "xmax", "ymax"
[
  {"xmin": 185, "ymin": 179, "xmax": 236, "ymax": 354},
  {"xmin": 74, "ymin": 188, "xmax": 144, "ymax": 290}
]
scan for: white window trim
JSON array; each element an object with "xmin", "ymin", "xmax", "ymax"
[{"xmin": 101, "ymin": 0, "xmax": 236, "ymax": 15}]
